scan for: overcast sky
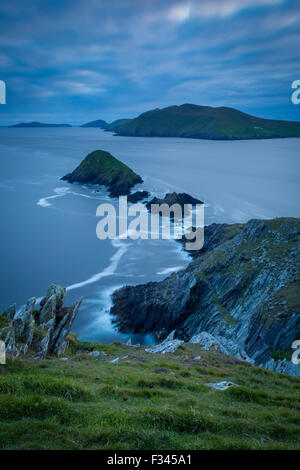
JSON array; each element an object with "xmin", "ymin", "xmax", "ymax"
[{"xmin": 0, "ymin": 0, "xmax": 299, "ymax": 125}]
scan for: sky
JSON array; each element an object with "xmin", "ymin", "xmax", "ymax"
[{"xmin": 0, "ymin": 0, "xmax": 299, "ymax": 125}]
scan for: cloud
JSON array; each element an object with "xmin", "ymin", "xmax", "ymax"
[{"xmin": 0, "ymin": 0, "xmax": 299, "ymax": 124}]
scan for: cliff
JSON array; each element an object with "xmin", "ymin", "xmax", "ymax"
[{"xmin": 111, "ymin": 217, "xmax": 300, "ymax": 371}]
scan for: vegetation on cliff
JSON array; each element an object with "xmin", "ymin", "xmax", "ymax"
[
  {"xmin": 61, "ymin": 150, "xmax": 143, "ymax": 197},
  {"xmin": 110, "ymin": 104, "xmax": 300, "ymax": 140}
]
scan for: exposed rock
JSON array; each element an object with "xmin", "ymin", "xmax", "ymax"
[
  {"xmin": 88, "ymin": 350, "xmax": 101, "ymax": 357},
  {"xmin": 0, "ymin": 284, "xmax": 82, "ymax": 359},
  {"xmin": 111, "ymin": 217, "xmax": 300, "ymax": 376},
  {"xmin": 127, "ymin": 191, "xmax": 150, "ymax": 203},
  {"xmin": 264, "ymin": 357, "xmax": 300, "ymax": 377},
  {"xmin": 190, "ymin": 332, "xmax": 253, "ymax": 363},
  {"xmin": 61, "ymin": 150, "xmax": 143, "ymax": 197},
  {"xmin": 146, "ymin": 192, "xmax": 203, "ymax": 214},
  {"xmin": 145, "ymin": 331, "xmax": 183, "ymax": 354},
  {"xmin": 206, "ymin": 381, "xmax": 237, "ymax": 391}
]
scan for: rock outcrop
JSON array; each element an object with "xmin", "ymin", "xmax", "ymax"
[
  {"xmin": 111, "ymin": 217, "xmax": 300, "ymax": 375},
  {"xmin": 0, "ymin": 284, "xmax": 82, "ymax": 359},
  {"xmin": 146, "ymin": 192, "xmax": 203, "ymax": 213},
  {"xmin": 61, "ymin": 150, "xmax": 143, "ymax": 197},
  {"xmin": 127, "ymin": 191, "xmax": 150, "ymax": 203}
]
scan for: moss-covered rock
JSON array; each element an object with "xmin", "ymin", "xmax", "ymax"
[{"xmin": 61, "ymin": 150, "xmax": 142, "ymax": 197}]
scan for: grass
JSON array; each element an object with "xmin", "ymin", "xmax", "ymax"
[{"xmin": 0, "ymin": 341, "xmax": 299, "ymax": 450}]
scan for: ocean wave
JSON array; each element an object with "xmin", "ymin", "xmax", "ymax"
[
  {"xmin": 37, "ymin": 187, "xmax": 70, "ymax": 207},
  {"xmin": 66, "ymin": 239, "xmax": 130, "ymax": 292},
  {"xmin": 157, "ymin": 266, "xmax": 185, "ymax": 275}
]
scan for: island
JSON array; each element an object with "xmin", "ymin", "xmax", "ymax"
[
  {"xmin": 80, "ymin": 119, "xmax": 107, "ymax": 128},
  {"xmin": 61, "ymin": 149, "xmax": 143, "ymax": 197},
  {"xmin": 9, "ymin": 122, "xmax": 72, "ymax": 128},
  {"xmin": 146, "ymin": 192, "xmax": 203, "ymax": 212},
  {"xmin": 109, "ymin": 103, "xmax": 300, "ymax": 140}
]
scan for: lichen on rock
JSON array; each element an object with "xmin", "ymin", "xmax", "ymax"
[{"xmin": 0, "ymin": 284, "xmax": 82, "ymax": 359}]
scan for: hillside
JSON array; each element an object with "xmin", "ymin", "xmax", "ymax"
[
  {"xmin": 105, "ymin": 118, "xmax": 132, "ymax": 133},
  {"xmin": 61, "ymin": 149, "xmax": 142, "ymax": 197},
  {"xmin": 111, "ymin": 104, "xmax": 300, "ymax": 140},
  {"xmin": 0, "ymin": 340, "xmax": 299, "ymax": 450},
  {"xmin": 80, "ymin": 119, "xmax": 107, "ymax": 128}
]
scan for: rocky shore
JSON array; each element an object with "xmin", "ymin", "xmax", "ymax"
[{"xmin": 111, "ymin": 217, "xmax": 300, "ymax": 375}]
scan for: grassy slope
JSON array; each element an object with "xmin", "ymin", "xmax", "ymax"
[
  {"xmin": 0, "ymin": 340, "xmax": 299, "ymax": 450},
  {"xmin": 114, "ymin": 104, "xmax": 300, "ymax": 140}
]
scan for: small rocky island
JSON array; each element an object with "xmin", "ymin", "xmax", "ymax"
[
  {"xmin": 61, "ymin": 150, "xmax": 143, "ymax": 197},
  {"xmin": 146, "ymin": 192, "xmax": 203, "ymax": 211},
  {"xmin": 0, "ymin": 284, "xmax": 82, "ymax": 359}
]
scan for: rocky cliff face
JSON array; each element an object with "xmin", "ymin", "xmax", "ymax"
[
  {"xmin": 111, "ymin": 217, "xmax": 300, "ymax": 372},
  {"xmin": 0, "ymin": 285, "xmax": 82, "ymax": 359}
]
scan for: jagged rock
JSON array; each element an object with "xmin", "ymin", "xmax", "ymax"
[
  {"xmin": 264, "ymin": 357, "xmax": 300, "ymax": 377},
  {"xmin": 51, "ymin": 298, "xmax": 82, "ymax": 356},
  {"xmin": 111, "ymin": 217, "xmax": 300, "ymax": 377},
  {"xmin": 0, "ymin": 284, "xmax": 82, "ymax": 359},
  {"xmin": 189, "ymin": 332, "xmax": 253, "ymax": 363},
  {"xmin": 13, "ymin": 297, "xmax": 36, "ymax": 340},
  {"xmin": 46, "ymin": 284, "xmax": 66, "ymax": 308},
  {"xmin": 146, "ymin": 192, "xmax": 203, "ymax": 215},
  {"xmin": 127, "ymin": 191, "xmax": 149, "ymax": 203},
  {"xmin": 145, "ymin": 331, "xmax": 183, "ymax": 354},
  {"xmin": 190, "ymin": 332, "xmax": 224, "ymax": 352},
  {"xmin": 39, "ymin": 295, "xmax": 56, "ymax": 326}
]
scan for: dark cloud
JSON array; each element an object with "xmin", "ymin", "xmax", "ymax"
[{"xmin": 0, "ymin": 0, "xmax": 299, "ymax": 124}]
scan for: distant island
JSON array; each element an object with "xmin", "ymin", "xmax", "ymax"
[
  {"xmin": 80, "ymin": 119, "xmax": 107, "ymax": 128},
  {"xmin": 104, "ymin": 119, "xmax": 132, "ymax": 133},
  {"xmin": 61, "ymin": 149, "xmax": 142, "ymax": 197},
  {"xmin": 106, "ymin": 103, "xmax": 300, "ymax": 140},
  {"xmin": 9, "ymin": 122, "xmax": 72, "ymax": 128},
  {"xmin": 9, "ymin": 104, "xmax": 300, "ymax": 139}
]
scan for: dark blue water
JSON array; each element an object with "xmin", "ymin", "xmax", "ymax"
[{"xmin": 0, "ymin": 128, "xmax": 299, "ymax": 343}]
